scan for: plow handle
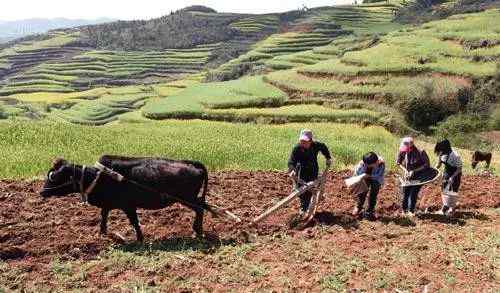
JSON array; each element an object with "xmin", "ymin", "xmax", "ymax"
[{"xmin": 252, "ymin": 181, "xmax": 316, "ymax": 224}]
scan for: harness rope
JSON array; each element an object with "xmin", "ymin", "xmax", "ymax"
[
  {"xmin": 44, "ymin": 162, "xmax": 240, "ymax": 222},
  {"xmin": 79, "ymin": 165, "xmax": 102, "ymax": 203},
  {"xmin": 90, "ymin": 162, "xmax": 240, "ymax": 222}
]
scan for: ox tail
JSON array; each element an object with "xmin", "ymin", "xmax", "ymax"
[
  {"xmin": 187, "ymin": 161, "xmax": 241, "ymax": 222},
  {"xmin": 191, "ymin": 161, "xmax": 209, "ymax": 200},
  {"xmin": 188, "ymin": 161, "xmax": 212, "ymax": 212}
]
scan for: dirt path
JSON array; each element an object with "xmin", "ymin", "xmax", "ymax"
[{"xmin": 0, "ymin": 171, "xmax": 499, "ymax": 291}]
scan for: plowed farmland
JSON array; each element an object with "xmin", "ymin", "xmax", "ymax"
[{"xmin": 1, "ymin": 171, "xmax": 498, "ymax": 291}]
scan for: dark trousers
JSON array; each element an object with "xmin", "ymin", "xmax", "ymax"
[
  {"xmin": 357, "ymin": 179, "xmax": 380, "ymax": 214},
  {"xmin": 402, "ymin": 185, "xmax": 422, "ymax": 213},
  {"xmin": 299, "ymin": 190, "xmax": 313, "ymax": 212},
  {"xmin": 297, "ymin": 176, "xmax": 317, "ymax": 213},
  {"xmin": 442, "ymin": 173, "xmax": 461, "ymax": 192}
]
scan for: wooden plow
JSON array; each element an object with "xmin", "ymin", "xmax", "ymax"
[{"xmin": 252, "ymin": 166, "xmax": 329, "ymax": 226}]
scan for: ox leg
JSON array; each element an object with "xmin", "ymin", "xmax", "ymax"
[
  {"xmin": 100, "ymin": 208, "xmax": 110, "ymax": 235},
  {"xmin": 192, "ymin": 203, "xmax": 204, "ymax": 238},
  {"xmin": 124, "ymin": 209, "xmax": 143, "ymax": 242}
]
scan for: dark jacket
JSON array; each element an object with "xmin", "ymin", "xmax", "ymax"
[
  {"xmin": 396, "ymin": 147, "xmax": 430, "ymax": 171},
  {"xmin": 288, "ymin": 141, "xmax": 331, "ymax": 182}
]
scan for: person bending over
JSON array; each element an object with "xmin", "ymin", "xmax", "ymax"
[
  {"xmin": 288, "ymin": 129, "xmax": 332, "ymax": 214},
  {"xmin": 434, "ymin": 139, "xmax": 462, "ymax": 215},
  {"xmin": 352, "ymin": 152, "xmax": 385, "ymax": 221}
]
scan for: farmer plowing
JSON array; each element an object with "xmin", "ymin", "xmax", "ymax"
[
  {"xmin": 348, "ymin": 152, "xmax": 386, "ymax": 221},
  {"xmin": 253, "ymin": 129, "xmax": 332, "ymax": 226},
  {"xmin": 38, "ymin": 130, "xmax": 484, "ymax": 242},
  {"xmin": 394, "ymin": 136, "xmax": 440, "ymax": 217}
]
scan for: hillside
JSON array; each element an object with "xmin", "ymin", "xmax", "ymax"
[
  {"xmin": 0, "ymin": 1, "xmax": 499, "ymax": 148},
  {"xmin": 0, "ymin": 3, "xmax": 499, "ymax": 291}
]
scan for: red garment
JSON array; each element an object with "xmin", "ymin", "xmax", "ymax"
[{"xmin": 396, "ymin": 147, "xmax": 430, "ymax": 171}]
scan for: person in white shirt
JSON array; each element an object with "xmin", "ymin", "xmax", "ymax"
[{"xmin": 434, "ymin": 139, "xmax": 463, "ymax": 215}]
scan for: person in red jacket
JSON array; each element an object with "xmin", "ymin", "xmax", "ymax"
[{"xmin": 396, "ymin": 137, "xmax": 430, "ymax": 217}]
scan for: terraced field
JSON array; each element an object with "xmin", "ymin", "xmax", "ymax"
[
  {"xmin": 267, "ymin": 10, "xmax": 499, "ymax": 103},
  {"xmin": 48, "ymin": 74, "xmax": 206, "ymax": 125},
  {"xmin": 205, "ymin": 104, "xmax": 383, "ymax": 124},
  {"xmin": 314, "ymin": 1, "xmax": 403, "ymax": 35},
  {"xmin": 0, "ymin": 44, "xmax": 219, "ymax": 96},
  {"xmin": 1, "ymin": 4, "xmax": 499, "ymax": 136},
  {"xmin": 212, "ymin": 1, "xmax": 406, "ymax": 77},
  {"xmin": 212, "ymin": 32, "xmax": 340, "ymax": 77},
  {"xmin": 0, "ymin": 31, "xmax": 83, "ymax": 81},
  {"xmin": 142, "ymin": 76, "xmax": 287, "ymax": 119},
  {"xmin": 230, "ymin": 15, "xmax": 280, "ymax": 35}
]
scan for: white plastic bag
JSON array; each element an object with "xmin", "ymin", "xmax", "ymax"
[{"xmin": 345, "ymin": 174, "xmax": 368, "ymax": 195}]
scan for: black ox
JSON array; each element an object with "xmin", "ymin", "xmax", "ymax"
[{"xmin": 40, "ymin": 155, "xmax": 218, "ymax": 242}]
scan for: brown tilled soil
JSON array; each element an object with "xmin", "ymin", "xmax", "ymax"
[{"xmin": 0, "ymin": 171, "xmax": 499, "ymax": 291}]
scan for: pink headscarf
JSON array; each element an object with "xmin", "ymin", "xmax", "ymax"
[{"xmin": 399, "ymin": 137, "xmax": 414, "ymax": 153}]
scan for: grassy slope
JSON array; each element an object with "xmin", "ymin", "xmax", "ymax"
[
  {"xmin": 0, "ymin": 120, "xmax": 397, "ymax": 179},
  {"xmin": 142, "ymin": 76, "xmax": 288, "ymax": 119},
  {"xmin": 1, "ymin": 119, "xmax": 497, "ymax": 179}
]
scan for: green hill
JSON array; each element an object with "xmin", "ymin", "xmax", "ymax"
[{"xmin": 0, "ymin": 1, "xmax": 498, "ymax": 150}]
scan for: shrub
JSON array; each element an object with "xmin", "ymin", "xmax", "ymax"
[
  {"xmin": 379, "ymin": 114, "xmax": 418, "ymax": 136},
  {"xmin": 456, "ymin": 87, "xmax": 473, "ymax": 111},
  {"xmin": 468, "ymin": 64, "xmax": 500, "ymax": 116},
  {"xmin": 206, "ymin": 63, "xmax": 254, "ymax": 82},
  {"xmin": 398, "ymin": 79, "xmax": 457, "ymax": 131},
  {"xmin": 433, "ymin": 114, "xmax": 490, "ymax": 149},
  {"xmin": 490, "ymin": 106, "xmax": 500, "ymax": 130}
]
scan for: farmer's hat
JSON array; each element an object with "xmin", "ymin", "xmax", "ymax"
[{"xmin": 299, "ymin": 129, "xmax": 313, "ymax": 142}]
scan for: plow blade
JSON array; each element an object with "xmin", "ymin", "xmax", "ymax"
[
  {"xmin": 302, "ymin": 179, "xmax": 326, "ymax": 226},
  {"xmin": 207, "ymin": 204, "xmax": 242, "ymax": 223}
]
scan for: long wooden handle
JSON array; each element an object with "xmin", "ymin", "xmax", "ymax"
[
  {"xmin": 252, "ymin": 181, "xmax": 316, "ymax": 224},
  {"xmin": 252, "ymin": 166, "xmax": 329, "ymax": 225}
]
